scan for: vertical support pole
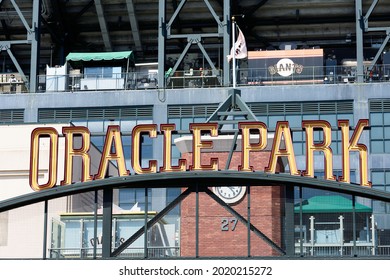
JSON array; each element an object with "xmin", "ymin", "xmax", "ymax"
[
  {"xmin": 355, "ymin": 0, "xmax": 364, "ymax": 83},
  {"xmin": 247, "ymin": 185, "xmax": 251, "ymax": 257},
  {"xmin": 299, "ymin": 187, "xmax": 303, "ymax": 256},
  {"xmin": 30, "ymin": 0, "xmax": 41, "ymax": 93},
  {"xmin": 80, "ymin": 219, "xmax": 84, "ymax": 257},
  {"xmin": 42, "ymin": 200, "xmax": 48, "ymax": 259},
  {"xmin": 93, "ymin": 190, "xmax": 98, "ymax": 259},
  {"xmin": 158, "ymin": 0, "xmax": 166, "ymax": 88},
  {"xmin": 371, "ymin": 214, "xmax": 376, "ymax": 255},
  {"xmin": 144, "ymin": 187, "xmax": 149, "ymax": 258},
  {"xmin": 223, "ymin": 0, "xmax": 230, "ymax": 86},
  {"xmin": 102, "ymin": 188, "xmax": 113, "ymax": 258},
  {"xmin": 284, "ymin": 185, "xmax": 295, "ymax": 256},
  {"xmin": 232, "ymin": 18, "xmax": 236, "ymax": 88},
  {"xmin": 309, "ymin": 216, "xmax": 315, "ymax": 256},
  {"xmin": 352, "ymin": 196, "xmax": 357, "ymax": 257},
  {"xmin": 195, "ymin": 184, "xmax": 199, "ymax": 258},
  {"xmin": 339, "ymin": 215, "xmax": 344, "ymax": 256},
  {"xmin": 112, "ymin": 218, "xmax": 117, "ymax": 251}
]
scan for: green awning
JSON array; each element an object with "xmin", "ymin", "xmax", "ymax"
[
  {"xmin": 294, "ymin": 195, "xmax": 372, "ymax": 213},
  {"xmin": 66, "ymin": 51, "xmax": 134, "ymax": 62}
]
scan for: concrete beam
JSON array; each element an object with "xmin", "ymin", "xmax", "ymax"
[
  {"xmin": 94, "ymin": 0, "xmax": 112, "ymax": 51},
  {"xmin": 126, "ymin": 0, "xmax": 142, "ymax": 52}
]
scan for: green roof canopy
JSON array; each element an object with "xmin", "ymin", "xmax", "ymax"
[
  {"xmin": 66, "ymin": 51, "xmax": 134, "ymax": 62},
  {"xmin": 294, "ymin": 195, "xmax": 372, "ymax": 213}
]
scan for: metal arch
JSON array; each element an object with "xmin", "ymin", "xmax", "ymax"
[{"xmin": 1, "ymin": 170, "xmax": 390, "ymax": 213}]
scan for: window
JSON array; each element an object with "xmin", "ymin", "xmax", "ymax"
[
  {"xmin": 119, "ymin": 188, "xmax": 152, "ymax": 211},
  {"xmin": 84, "ymin": 66, "xmax": 122, "ymax": 79},
  {"xmin": 166, "ymin": 188, "xmax": 181, "ymax": 215},
  {"xmin": 369, "ymin": 100, "xmax": 390, "ymax": 154},
  {"xmin": 371, "ymin": 170, "xmax": 390, "ymax": 213},
  {"xmin": 249, "ymin": 101, "xmax": 354, "ymax": 155}
]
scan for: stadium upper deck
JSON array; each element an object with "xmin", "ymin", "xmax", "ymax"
[{"xmin": 0, "ymin": 0, "xmax": 389, "ymax": 90}]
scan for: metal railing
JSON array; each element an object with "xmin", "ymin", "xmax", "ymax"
[
  {"xmin": 49, "ymin": 246, "xmax": 180, "ymax": 259},
  {"xmin": 39, "ymin": 69, "xmax": 224, "ymax": 92},
  {"xmin": 0, "ymin": 73, "xmax": 29, "ymax": 94},
  {"xmin": 2, "ymin": 63, "xmax": 388, "ymax": 94},
  {"xmin": 295, "ymin": 243, "xmax": 390, "ymax": 256},
  {"xmin": 239, "ymin": 64, "xmax": 390, "ymax": 86},
  {"xmin": 166, "ymin": 69, "xmax": 223, "ymax": 89}
]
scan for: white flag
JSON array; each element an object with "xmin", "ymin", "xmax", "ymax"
[{"xmin": 227, "ymin": 26, "xmax": 247, "ymax": 62}]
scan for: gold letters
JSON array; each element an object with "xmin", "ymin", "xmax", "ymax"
[
  {"xmin": 131, "ymin": 124, "xmax": 158, "ymax": 174},
  {"xmin": 239, "ymin": 122, "xmax": 267, "ymax": 171},
  {"xmin": 61, "ymin": 126, "xmax": 92, "ymax": 185},
  {"xmin": 29, "ymin": 127, "xmax": 59, "ymax": 191},
  {"xmin": 189, "ymin": 123, "xmax": 219, "ymax": 171},
  {"xmin": 160, "ymin": 124, "xmax": 187, "ymax": 172},
  {"xmin": 338, "ymin": 119, "xmax": 371, "ymax": 187},
  {"xmin": 265, "ymin": 121, "xmax": 299, "ymax": 176},
  {"xmin": 95, "ymin": 125, "xmax": 129, "ymax": 180},
  {"xmin": 302, "ymin": 120, "xmax": 335, "ymax": 181},
  {"xmin": 28, "ymin": 120, "xmax": 371, "ymax": 191}
]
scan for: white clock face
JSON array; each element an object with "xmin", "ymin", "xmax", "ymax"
[{"xmin": 214, "ymin": 186, "xmax": 246, "ymax": 204}]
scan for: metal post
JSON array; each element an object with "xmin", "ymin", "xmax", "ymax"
[
  {"xmin": 93, "ymin": 190, "xmax": 98, "ymax": 259},
  {"xmin": 232, "ymin": 18, "xmax": 236, "ymax": 88},
  {"xmin": 352, "ymin": 196, "xmax": 357, "ymax": 256},
  {"xmin": 195, "ymin": 184, "xmax": 199, "ymax": 258},
  {"xmin": 102, "ymin": 188, "xmax": 113, "ymax": 258},
  {"xmin": 158, "ymin": 0, "xmax": 166, "ymax": 88},
  {"xmin": 339, "ymin": 215, "xmax": 344, "ymax": 255},
  {"xmin": 309, "ymin": 216, "xmax": 315, "ymax": 256},
  {"xmin": 284, "ymin": 185, "xmax": 295, "ymax": 256},
  {"xmin": 144, "ymin": 187, "xmax": 149, "ymax": 258},
  {"xmin": 80, "ymin": 219, "xmax": 84, "ymax": 257},
  {"xmin": 30, "ymin": 0, "xmax": 41, "ymax": 93},
  {"xmin": 299, "ymin": 187, "xmax": 303, "ymax": 256},
  {"xmin": 247, "ymin": 185, "xmax": 251, "ymax": 257},
  {"xmin": 371, "ymin": 214, "xmax": 376, "ymax": 255},
  {"xmin": 355, "ymin": 0, "xmax": 364, "ymax": 83},
  {"xmin": 42, "ymin": 200, "xmax": 48, "ymax": 259},
  {"xmin": 223, "ymin": 0, "xmax": 230, "ymax": 86}
]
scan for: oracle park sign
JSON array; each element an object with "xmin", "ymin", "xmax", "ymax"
[{"xmin": 29, "ymin": 120, "xmax": 371, "ymax": 191}]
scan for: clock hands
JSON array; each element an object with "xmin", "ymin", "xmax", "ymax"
[{"xmin": 227, "ymin": 186, "xmax": 238, "ymax": 195}]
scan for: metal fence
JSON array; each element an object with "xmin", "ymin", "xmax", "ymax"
[
  {"xmin": 295, "ymin": 244, "xmax": 390, "ymax": 257},
  {"xmin": 239, "ymin": 64, "xmax": 390, "ymax": 86},
  {"xmin": 49, "ymin": 246, "xmax": 180, "ymax": 259},
  {"xmin": 2, "ymin": 64, "xmax": 390, "ymax": 94},
  {"xmin": 42, "ymin": 65, "xmax": 390, "ymax": 92},
  {"xmin": 0, "ymin": 73, "xmax": 29, "ymax": 94}
]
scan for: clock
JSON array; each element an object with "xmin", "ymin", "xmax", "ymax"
[{"xmin": 213, "ymin": 186, "xmax": 247, "ymax": 204}]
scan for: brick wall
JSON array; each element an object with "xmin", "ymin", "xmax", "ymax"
[{"xmin": 180, "ymin": 150, "xmax": 284, "ymax": 257}]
